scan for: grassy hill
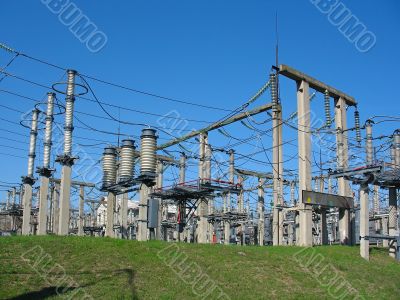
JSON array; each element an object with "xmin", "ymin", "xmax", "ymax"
[{"xmin": 0, "ymin": 236, "xmax": 399, "ymax": 299}]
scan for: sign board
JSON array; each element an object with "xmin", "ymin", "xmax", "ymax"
[{"xmin": 302, "ymin": 190, "xmax": 354, "ymax": 209}]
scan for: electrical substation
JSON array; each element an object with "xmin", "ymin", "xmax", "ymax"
[{"xmin": 0, "ymin": 42, "xmax": 399, "ymax": 264}]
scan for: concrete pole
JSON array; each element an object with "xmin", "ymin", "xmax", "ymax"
[
  {"xmin": 58, "ymin": 70, "xmax": 77, "ymax": 236},
  {"xmin": 137, "ymin": 184, "xmax": 149, "ymax": 241},
  {"xmin": 388, "ymin": 188, "xmax": 398, "ymax": 258},
  {"xmin": 224, "ymin": 149, "xmax": 234, "ymax": 245},
  {"xmin": 335, "ymin": 97, "xmax": 351, "ymax": 245},
  {"xmin": 205, "ymin": 143, "xmax": 214, "ymax": 243},
  {"xmin": 21, "ymin": 185, "xmax": 33, "ymax": 235},
  {"xmin": 156, "ymin": 160, "xmax": 164, "ymax": 240},
  {"xmin": 52, "ymin": 183, "xmax": 60, "ymax": 234},
  {"xmin": 297, "ymin": 80, "xmax": 313, "ymax": 247},
  {"xmin": 106, "ymin": 192, "xmax": 115, "ymax": 237},
  {"xmin": 196, "ymin": 133, "xmax": 208, "ymax": 243},
  {"xmin": 278, "ymin": 112, "xmax": 285, "ymax": 246},
  {"xmin": 37, "ymin": 178, "xmax": 49, "ymax": 235},
  {"xmin": 394, "ymin": 131, "xmax": 400, "ymax": 168},
  {"xmin": 272, "ymin": 104, "xmax": 282, "ymax": 246},
  {"xmin": 22, "ymin": 109, "xmax": 39, "ymax": 236},
  {"xmin": 360, "ymin": 183, "xmax": 369, "ymax": 260},
  {"xmin": 257, "ymin": 177, "xmax": 265, "ymax": 246},
  {"xmin": 78, "ymin": 186, "xmax": 84, "ymax": 236},
  {"xmin": 120, "ymin": 193, "xmax": 128, "ymax": 239},
  {"xmin": 238, "ymin": 176, "xmax": 245, "ymax": 245}
]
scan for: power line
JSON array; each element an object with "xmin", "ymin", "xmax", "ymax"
[{"xmin": 0, "ymin": 43, "xmax": 231, "ymax": 112}]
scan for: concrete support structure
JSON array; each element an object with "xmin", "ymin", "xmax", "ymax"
[
  {"xmin": 272, "ymin": 103, "xmax": 283, "ymax": 246},
  {"xmin": 388, "ymin": 188, "xmax": 398, "ymax": 258},
  {"xmin": 138, "ymin": 184, "xmax": 149, "ymax": 241},
  {"xmin": 52, "ymin": 183, "xmax": 60, "ymax": 234},
  {"xmin": 58, "ymin": 166, "xmax": 72, "ymax": 235},
  {"xmin": 22, "ymin": 109, "xmax": 39, "ymax": 236},
  {"xmin": 335, "ymin": 97, "xmax": 351, "ymax": 245},
  {"xmin": 224, "ymin": 149, "xmax": 234, "ymax": 245},
  {"xmin": 78, "ymin": 186, "xmax": 84, "ymax": 236},
  {"xmin": 297, "ymin": 80, "xmax": 313, "ymax": 246},
  {"xmin": 360, "ymin": 183, "xmax": 369, "ymax": 260},
  {"xmin": 257, "ymin": 177, "xmax": 265, "ymax": 246},
  {"xmin": 21, "ymin": 184, "xmax": 33, "ymax": 235},
  {"xmin": 106, "ymin": 192, "xmax": 115, "ymax": 237},
  {"xmin": 37, "ymin": 177, "xmax": 49, "ymax": 235},
  {"xmin": 156, "ymin": 160, "xmax": 164, "ymax": 240},
  {"xmin": 57, "ymin": 70, "xmax": 77, "ymax": 236},
  {"xmin": 196, "ymin": 133, "xmax": 208, "ymax": 244},
  {"xmin": 120, "ymin": 193, "xmax": 128, "ymax": 239},
  {"xmin": 205, "ymin": 143, "xmax": 213, "ymax": 243}
]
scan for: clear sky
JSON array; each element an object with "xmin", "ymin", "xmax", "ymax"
[{"xmin": 0, "ymin": 1, "xmax": 399, "ymax": 210}]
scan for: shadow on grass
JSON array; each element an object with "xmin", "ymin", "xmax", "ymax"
[
  {"xmin": 8, "ymin": 286, "xmax": 85, "ymax": 300},
  {"xmin": 114, "ymin": 268, "xmax": 138, "ymax": 300},
  {"xmin": 8, "ymin": 268, "xmax": 138, "ymax": 300}
]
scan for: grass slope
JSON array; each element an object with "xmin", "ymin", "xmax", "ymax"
[{"xmin": 0, "ymin": 236, "xmax": 399, "ymax": 299}]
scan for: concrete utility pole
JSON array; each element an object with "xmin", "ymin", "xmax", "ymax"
[
  {"xmin": 196, "ymin": 133, "xmax": 208, "ymax": 243},
  {"xmin": 120, "ymin": 193, "xmax": 128, "ymax": 239},
  {"xmin": 156, "ymin": 160, "xmax": 164, "ymax": 240},
  {"xmin": 224, "ymin": 149, "xmax": 234, "ymax": 245},
  {"xmin": 360, "ymin": 183, "xmax": 369, "ymax": 260},
  {"xmin": 22, "ymin": 108, "xmax": 39, "ymax": 235},
  {"xmin": 237, "ymin": 175, "xmax": 245, "ymax": 245},
  {"xmin": 257, "ymin": 177, "xmax": 265, "ymax": 246},
  {"xmin": 137, "ymin": 184, "xmax": 150, "ymax": 241},
  {"xmin": 205, "ymin": 143, "xmax": 214, "ymax": 243},
  {"xmin": 297, "ymin": 80, "xmax": 313, "ymax": 247},
  {"xmin": 388, "ymin": 131, "xmax": 399, "ymax": 258},
  {"xmin": 52, "ymin": 183, "xmax": 60, "ymax": 234},
  {"xmin": 37, "ymin": 92, "xmax": 55, "ymax": 235},
  {"xmin": 106, "ymin": 192, "xmax": 115, "ymax": 237},
  {"xmin": 335, "ymin": 97, "xmax": 351, "ymax": 245},
  {"xmin": 57, "ymin": 70, "xmax": 77, "ymax": 235},
  {"xmin": 78, "ymin": 186, "xmax": 84, "ymax": 236},
  {"xmin": 271, "ymin": 72, "xmax": 283, "ymax": 246}
]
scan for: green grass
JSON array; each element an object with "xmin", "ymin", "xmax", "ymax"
[{"xmin": 0, "ymin": 236, "xmax": 399, "ymax": 299}]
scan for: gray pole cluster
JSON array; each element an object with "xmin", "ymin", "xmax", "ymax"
[{"xmin": 22, "ymin": 109, "xmax": 39, "ymax": 235}]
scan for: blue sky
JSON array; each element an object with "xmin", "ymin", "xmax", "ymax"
[{"xmin": 0, "ymin": 1, "xmax": 399, "ymax": 210}]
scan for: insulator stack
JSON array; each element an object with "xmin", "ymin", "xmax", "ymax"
[
  {"xmin": 391, "ymin": 147, "xmax": 396, "ymax": 167},
  {"xmin": 43, "ymin": 92, "xmax": 55, "ymax": 168},
  {"xmin": 290, "ymin": 181, "xmax": 295, "ymax": 207},
  {"xmin": 324, "ymin": 90, "xmax": 331, "ymax": 127},
  {"xmin": 102, "ymin": 147, "xmax": 117, "ymax": 189},
  {"xmin": 118, "ymin": 139, "xmax": 136, "ymax": 182},
  {"xmin": 63, "ymin": 70, "xmax": 76, "ymax": 156},
  {"xmin": 354, "ymin": 109, "xmax": 361, "ymax": 144},
  {"xmin": 365, "ymin": 120, "xmax": 374, "ymax": 165},
  {"xmin": 394, "ymin": 130, "xmax": 400, "ymax": 168},
  {"xmin": 27, "ymin": 109, "xmax": 39, "ymax": 178},
  {"xmin": 140, "ymin": 128, "xmax": 157, "ymax": 177},
  {"xmin": 269, "ymin": 73, "xmax": 278, "ymax": 112}
]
